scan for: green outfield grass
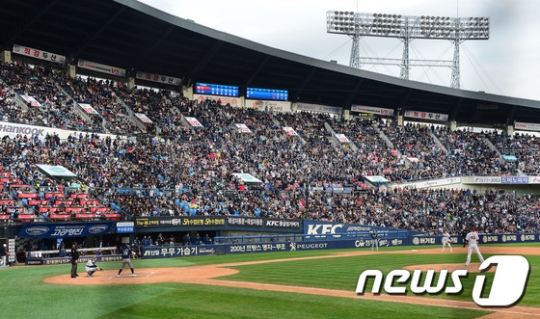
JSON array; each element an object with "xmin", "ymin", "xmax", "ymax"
[{"xmin": 1, "ymin": 245, "xmax": 537, "ymax": 319}]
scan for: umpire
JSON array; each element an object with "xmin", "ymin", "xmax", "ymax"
[
  {"xmin": 461, "ymin": 229, "xmax": 468, "ymax": 248},
  {"xmin": 70, "ymin": 242, "xmax": 79, "ymax": 278}
]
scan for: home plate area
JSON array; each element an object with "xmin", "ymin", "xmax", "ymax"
[{"xmin": 44, "ymin": 266, "xmax": 239, "ymax": 286}]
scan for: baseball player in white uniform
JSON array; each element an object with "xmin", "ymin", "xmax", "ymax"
[
  {"xmin": 465, "ymin": 228, "xmax": 484, "ymax": 266},
  {"xmin": 85, "ymin": 258, "xmax": 103, "ymax": 277},
  {"xmin": 441, "ymin": 230, "xmax": 452, "ymax": 253}
]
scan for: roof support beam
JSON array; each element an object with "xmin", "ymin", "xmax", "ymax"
[
  {"xmin": 134, "ymin": 25, "xmax": 175, "ymax": 70},
  {"xmin": 71, "ymin": 7, "xmax": 126, "ymax": 61},
  {"xmin": 291, "ymin": 67, "xmax": 317, "ymax": 102},
  {"xmin": 188, "ymin": 41, "xmax": 224, "ymax": 80},
  {"xmin": 398, "ymin": 88, "xmax": 413, "ymax": 115},
  {"xmin": 508, "ymin": 105, "xmax": 517, "ymax": 124},
  {"xmin": 4, "ymin": 0, "xmax": 61, "ymax": 48},
  {"xmin": 451, "ymin": 97, "xmax": 464, "ymax": 120},
  {"xmin": 344, "ymin": 78, "xmax": 364, "ymax": 108},
  {"xmin": 243, "ymin": 55, "xmax": 271, "ymax": 87}
]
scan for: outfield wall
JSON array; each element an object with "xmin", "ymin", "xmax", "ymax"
[
  {"xmin": 23, "ymin": 232, "xmax": 539, "ymax": 263},
  {"xmin": 139, "ymin": 232, "xmax": 540, "ymax": 259}
]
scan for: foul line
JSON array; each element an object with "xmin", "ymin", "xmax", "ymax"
[{"xmin": 110, "ymin": 271, "xmax": 155, "ymax": 279}]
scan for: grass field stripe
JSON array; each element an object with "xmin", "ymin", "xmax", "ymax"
[{"xmin": 199, "ymin": 278, "xmax": 540, "ymax": 317}]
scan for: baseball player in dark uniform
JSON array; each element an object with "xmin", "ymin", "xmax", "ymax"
[
  {"xmin": 117, "ymin": 245, "xmax": 136, "ymax": 277},
  {"xmin": 370, "ymin": 230, "xmax": 379, "ymax": 251},
  {"xmin": 71, "ymin": 242, "xmax": 79, "ymax": 278},
  {"xmin": 461, "ymin": 229, "xmax": 468, "ymax": 248}
]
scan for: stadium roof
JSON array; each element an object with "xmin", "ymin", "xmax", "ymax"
[{"xmin": 1, "ymin": 0, "xmax": 540, "ymax": 127}]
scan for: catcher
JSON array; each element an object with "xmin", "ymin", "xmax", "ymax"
[{"xmin": 85, "ymin": 258, "xmax": 103, "ymax": 277}]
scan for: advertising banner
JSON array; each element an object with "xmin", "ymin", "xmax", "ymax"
[
  {"xmin": 227, "ymin": 217, "xmax": 264, "ymax": 227},
  {"xmin": 226, "ymin": 237, "xmax": 408, "ymax": 254},
  {"xmin": 410, "ymin": 233, "xmax": 538, "ymax": 246},
  {"xmin": 19, "ymin": 94, "xmax": 41, "ymax": 107},
  {"xmin": 282, "ymin": 126, "xmax": 298, "ymax": 136},
  {"xmin": 515, "ymin": 121, "xmax": 540, "ymax": 132},
  {"xmin": 244, "ymin": 99, "xmax": 291, "ymax": 113},
  {"xmin": 396, "ymin": 177, "xmax": 461, "ymax": 189},
  {"xmin": 130, "ymin": 233, "xmax": 538, "ymax": 259},
  {"xmin": 134, "ymin": 113, "xmax": 153, "ymax": 124},
  {"xmin": 12, "ymin": 44, "xmax": 66, "ymax": 64},
  {"xmin": 334, "ymin": 133, "xmax": 350, "ymax": 143},
  {"xmin": 296, "ymin": 102, "xmax": 342, "ymax": 115},
  {"xmin": 116, "ymin": 221, "xmax": 134, "ymax": 234},
  {"xmin": 78, "ymin": 103, "xmax": 100, "ymax": 115},
  {"xmin": 264, "ymin": 219, "xmax": 301, "ymax": 229},
  {"xmin": 135, "ymin": 216, "xmax": 226, "ymax": 229},
  {"xmin": 234, "ymin": 123, "xmax": 252, "ymax": 133},
  {"xmin": 29, "ymin": 254, "xmax": 122, "ymax": 266},
  {"xmin": 19, "ymin": 223, "xmax": 114, "ymax": 238},
  {"xmin": 351, "ymin": 105, "xmax": 394, "ymax": 116},
  {"xmin": 472, "ymin": 176, "xmax": 501, "ymax": 184},
  {"xmin": 77, "ymin": 59, "xmax": 126, "ymax": 77},
  {"xmin": 501, "ymin": 176, "xmax": 528, "ymax": 184},
  {"xmin": 141, "ymin": 245, "xmax": 218, "ymax": 259},
  {"xmin": 303, "ymin": 220, "xmax": 380, "ymax": 235},
  {"xmin": 136, "ymin": 71, "xmax": 182, "ymax": 86},
  {"xmin": 8, "ymin": 238, "xmax": 15, "ymax": 263},
  {"xmin": 194, "ymin": 94, "xmax": 240, "ymax": 107},
  {"xmin": 404, "ymin": 110, "xmax": 448, "ymax": 122},
  {"xmin": 0, "ymin": 121, "xmax": 118, "ymax": 141},
  {"xmin": 184, "ymin": 116, "xmax": 203, "ymax": 127}
]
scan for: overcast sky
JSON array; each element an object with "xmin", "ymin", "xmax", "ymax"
[{"xmin": 139, "ymin": 0, "xmax": 539, "ymax": 102}]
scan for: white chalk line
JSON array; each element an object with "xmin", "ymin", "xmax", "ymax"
[{"xmin": 109, "ymin": 271, "xmax": 155, "ymax": 279}]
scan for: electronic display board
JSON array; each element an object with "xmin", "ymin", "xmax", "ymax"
[
  {"xmin": 246, "ymin": 87, "xmax": 288, "ymax": 101},
  {"xmin": 195, "ymin": 82, "xmax": 239, "ymax": 97}
]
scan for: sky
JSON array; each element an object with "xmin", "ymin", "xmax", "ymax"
[{"xmin": 138, "ymin": 0, "xmax": 540, "ymax": 102}]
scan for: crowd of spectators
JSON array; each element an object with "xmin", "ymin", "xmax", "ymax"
[
  {"xmin": 0, "ymin": 63, "xmax": 94, "ymax": 131},
  {"xmin": 313, "ymin": 187, "xmax": 540, "ymax": 235},
  {"xmin": 486, "ymin": 131, "xmax": 540, "ymax": 175},
  {"xmin": 0, "ymin": 61, "xmax": 539, "ymax": 236}
]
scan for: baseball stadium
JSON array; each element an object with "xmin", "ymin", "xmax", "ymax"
[{"xmin": 1, "ymin": 1, "xmax": 540, "ymax": 318}]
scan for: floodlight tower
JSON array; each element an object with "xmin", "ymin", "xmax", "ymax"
[{"xmin": 326, "ymin": 11, "xmax": 490, "ymax": 89}]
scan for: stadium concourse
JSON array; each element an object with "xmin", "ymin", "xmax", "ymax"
[{"xmin": 0, "ymin": 61, "xmax": 540, "ymax": 237}]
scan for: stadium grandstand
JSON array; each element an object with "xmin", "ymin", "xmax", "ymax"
[{"xmin": 0, "ymin": 0, "xmax": 539, "ymax": 263}]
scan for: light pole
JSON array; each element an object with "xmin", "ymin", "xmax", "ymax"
[{"xmin": 326, "ymin": 11, "xmax": 490, "ymax": 89}]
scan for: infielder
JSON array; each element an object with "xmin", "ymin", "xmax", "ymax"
[
  {"xmin": 441, "ymin": 229, "xmax": 452, "ymax": 253},
  {"xmin": 370, "ymin": 230, "xmax": 378, "ymax": 251},
  {"xmin": 464, "ymin": 228, "xmax": 484, "ymax": 266},
  {"xmin": 117, "ymin": 245, "xmax": 136, "ymax": 277}
]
